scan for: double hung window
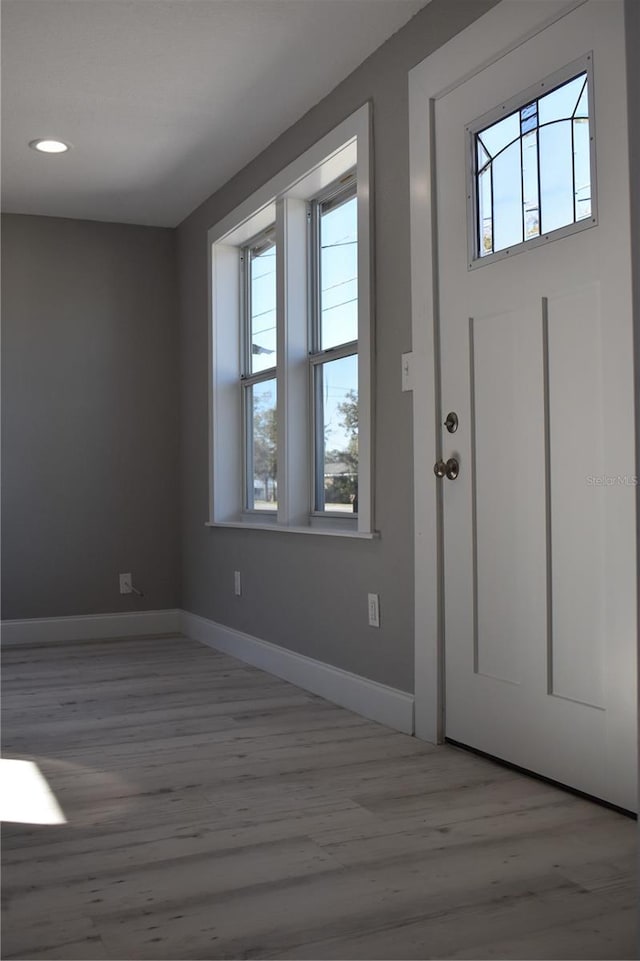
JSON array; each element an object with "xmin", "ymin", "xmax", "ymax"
[{"xmin": 208, "ymin": 106, "xmax": 372, "ymax": 536}]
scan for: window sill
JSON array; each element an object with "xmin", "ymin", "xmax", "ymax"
[{"xmin": 204, "ymin": 520, "xmax": 379, "ymax": 539}]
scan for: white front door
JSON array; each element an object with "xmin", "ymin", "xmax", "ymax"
[{"xmin": 434, "ymin": 1, "xmax": 636, "ymax": 810}]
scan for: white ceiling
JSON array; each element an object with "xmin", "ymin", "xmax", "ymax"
[{"xmin": 1, "ymin": 0, "xmax": 428, "ymax": 227}]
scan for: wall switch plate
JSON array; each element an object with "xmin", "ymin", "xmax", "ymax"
[
  {"xmin": 234, "ymin": 570, "xmax": 242, "ymax": 596},
  {"xmin": 368, "ymin": 592, "xmax": 380, "ymax": 628},
  {"xmin": 119, "ymin": 573, "xmax": 132, "ymax": 595},
  {"xmin": 401, "ymin": 352, "xmax": 415, "ymax": 392}
]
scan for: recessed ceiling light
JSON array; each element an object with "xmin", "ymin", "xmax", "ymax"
[{"xmin": 29, "ymin": 139, "xmax": 71, "ymax": 154}]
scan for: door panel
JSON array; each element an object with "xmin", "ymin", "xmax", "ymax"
[
  {"xmin": 436, "ymin": 1, "xmax": 636, "ymax": 810},
  {"xmin": 471, "ymin": 306, "xmax": 544, "ymax": 686},
  {"xmin": 546, "ymin": 283, "xmax": 606, "ymax": 708}
]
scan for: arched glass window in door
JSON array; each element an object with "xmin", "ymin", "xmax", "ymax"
[{"xmin": 469, "ymin": 55, "xmax": 595, "ymax": 265}]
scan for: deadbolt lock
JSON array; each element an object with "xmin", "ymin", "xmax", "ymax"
[{"xmin": 444, "ymin": 411, "xmax": 459, "ymax": 433}]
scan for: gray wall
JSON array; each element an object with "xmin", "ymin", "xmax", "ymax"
[
  {"xmin": 1, "ymin": 214, "xmax": 179, "ymax": 619},
  {"xmin": 624, "ymin": 0, "xmax": 640, "ymax": 859},
  {"xmin": 177, "ymin": 0, "xmax": 497, "ymax": 692}
]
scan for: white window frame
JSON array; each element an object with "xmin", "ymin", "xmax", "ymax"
[{"xmin": 207, "ymin": 103, "xmax": 374, "ymax": 537}]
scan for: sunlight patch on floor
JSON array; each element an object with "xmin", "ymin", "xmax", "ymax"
[{"xmin": 0, "ymin": 758, "xmax": 66, "ymax": 824}]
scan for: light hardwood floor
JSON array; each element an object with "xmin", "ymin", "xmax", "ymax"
[{"xmin": 1, "ymin": 634, "xmax": 636, "ymax": 960}]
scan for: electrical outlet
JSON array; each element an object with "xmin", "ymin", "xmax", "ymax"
[
  {"xmin": 234, "ymin": 570, "xmax": 242, "ymax": 596},
  {"xmin": 119, "ymin": 573, "xmax": 132, "ymax": 595},
  {"xmin": 368, "ymin": 592, "xmax": 380, "ymax": 628}
]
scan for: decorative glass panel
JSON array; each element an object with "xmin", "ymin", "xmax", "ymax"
[
  {"xmin": 493, "ymin": 140, "xmax": 523, "ymax": 251},
  {"xmin": 478, "ymin": 167, "xmax": 493, "ymax": 255},
  {"xmin": 539, "ymin": 120, "xmax": 574, "ymax": 234},
  {"xmin": 479, "ymin": 112, "xmax": 519, "ymax": 159},
  {"xmin": 474, "ymin": 68, "xmax": 591, "ymax": 259},
  {"xmin": 248, "ymin": 379, "xmax": 277, "ymax": 510},
  {"xmin": 250, "ymin": 240, "xmax": 276, "ymax": 374},
  {"xmin": 574, "ymin": 81, "xmax": 588, "ymax": 118},
  {"xmin": 538, "ymin": 74, "xmax": 585, "ymax": 125},
  {"xmin": 522, "ymin": 130, "xmax": 540, "ymax": 239},
  {"xmin": 477, "ymin": 141, "xmax": 490, "ymax": 170},
  {"xmin": 573, "ymin": 117, "xmax": 591, "ymax": 220},
  {"xmin": 316, "ymin": 354, "xmax": 358, "ymax": 513},
  {"xmin": 320, "ymin": 194, "xmax": 358, "ymax": 350},
  {"xmin": 520, "ymin": 102, "xmax": 537, "ymax": 135}
]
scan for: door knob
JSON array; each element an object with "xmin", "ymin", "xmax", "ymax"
[
  {"xmin": 445, "ymin": 457, "xmax": 459, "ymax": 480},
  {"xmin": 434, "ymin": 458, "xmax": 459, "ymax": 480}
]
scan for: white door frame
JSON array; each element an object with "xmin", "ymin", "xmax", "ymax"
[{"xmin": 408, "ymin": 0, "xmax": 597, "ymax": 744}]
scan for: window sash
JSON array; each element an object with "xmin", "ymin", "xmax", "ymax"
[
  {"xmin": 242, "ymin": 377, "xmax": 277, "ymax": 513},
  {"xmin": 242, "ymin": 230, "xmax": 277, "ymax": 377},
  {"xmin": 241, "ymin": 227, "xmax": 277, "ymax": 511},
  {"xmin": 309, "ymin": 341, "xmax": 358, "ymax": 514},
  {"xmin": 309, "ymin": 178, "xmax": 357, "ymax": 355},
  {"xmin": 308, "ymin": 178, "xmax": 359, "ymax": 517}
]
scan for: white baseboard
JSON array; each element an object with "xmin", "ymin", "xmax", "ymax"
[
  {"xmin": 1, "ymin": 607, "xmax": 414, "ymax": 735},
  {"xmin": 181, "ymin": 610, "xmax": 415, "ymax": 735},
  {"xmin": 1, "ymin": 609, "xmax": 182, "ymax": 646}
]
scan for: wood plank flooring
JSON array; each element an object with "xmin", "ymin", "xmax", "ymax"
[{"xmin": 2, "ymin": 634, "xmax": 636, "ymax": 960}]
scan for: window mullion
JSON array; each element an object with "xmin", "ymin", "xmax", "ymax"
[
  {"xmin": 309, "ymin": 198, "xmax": 321, "ymax": 513},
  {"xmin": 240, "ymin": 247, "xmax": 252, "ymax": 510},
  {"xmin": 275, "ymin": 198, "xmax": 287, "ymax": 525},
  {"xmin": 276, "ymin": 196, "xmax": 311, "ymax": 527}
]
